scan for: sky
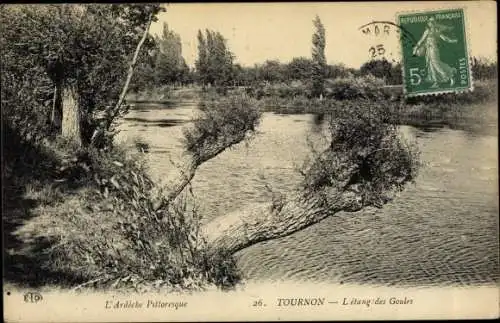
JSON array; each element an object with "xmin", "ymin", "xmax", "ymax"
[{"xmin": 149, "ymin": 1, "xmax": 497, "ymax": 69}]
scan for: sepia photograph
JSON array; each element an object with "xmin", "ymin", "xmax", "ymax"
[{"xmin": 2, "ymin": 1, "xmax": 498, "ymax": 321}]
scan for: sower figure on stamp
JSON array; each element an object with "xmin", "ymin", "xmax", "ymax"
[{"xmin": 412, "ymin": 17, "xmax": 458, "ymax": 88}]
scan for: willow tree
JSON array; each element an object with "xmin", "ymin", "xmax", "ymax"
[
  {"xmin": 1, "ymin": 4, "xmax": 164, "ymax": 147},
  {"xmin": 165, "ymin": 92, "xmax": 420, "ymax": 255}
]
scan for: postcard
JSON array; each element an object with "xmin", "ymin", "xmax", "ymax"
[{"xmin": 2, "ymin": 1, "xmax": 498, "ymax": 321}]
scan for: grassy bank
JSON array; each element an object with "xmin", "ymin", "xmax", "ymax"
[
  {"xmin": 3, "ymin": 121, "xmax": 240, "ymax": 292},
  {"xmin": 125, "ymin": 78, "xmax": 497, "ymax": 135},
  {"xmin": 398, "ymin": 80, "xmax": 498, "ymax": 133},
  {"xmin": 126, "ymin": 86, "xmax": 201, "ymax": 103},
  {"xmin": 248, "ymin": 78, "xmax": 497, "ymax": 134}
]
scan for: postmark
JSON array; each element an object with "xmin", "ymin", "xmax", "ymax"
[
  {"xmin": 358, "ymin": 21, "xmax": 418, "ymax": 63},
  {"xmin": 397, "ymin": 8, "xmax": 473, "ymax": 96}
]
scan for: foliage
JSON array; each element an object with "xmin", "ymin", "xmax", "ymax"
[
  {"xmin": 247, "ymin": 81, "xmax": 311, "ymax": 99},
  {"xmin": 324, "ymin": 74, "xmax": 387, "ymax": 100},
  {"xmin": 359, "ymin": 58, "xmax": 402, "ymax": 85},
  {"xmin": 326, "ymin": 63, "xmax": 352, "ymax": 79},
  {"xmin": 0, "ymin": 4, "xmax": 163, "ymax": 146},
  {"xmin": 287, "ymin": 57, "xmax": 315, "ymax": 81},
  {"xmin": 153, "ymin": 23, "xmax": 190, "ymax": 85},
  {"xmin": 302, "ymin": 98, "xmax": 421, "ymax": 208},
  {"xmin": 257, "ymin": 60, "xmax": 288, "ymax": 83},
  {"xmin": 195, "ymin": 29, "xmax": 235, "ymax": 89},
  {"xmin": 183, "ymin": 94, "xmax": 262, "ymax": 158},
  {"xmin": 8, "ymin": 139, "xmax": 242, "ymax": 291},
  {"xmin": 129, "ymin": 47, "xmax": 158, "ymax": 93},
  {"xmin": 471, "ymin": 57, "xmax": 497, "ymax": 80},
  {"xmin": 311, "ymin": 15, "xmax": 327, "ymax": 97}
]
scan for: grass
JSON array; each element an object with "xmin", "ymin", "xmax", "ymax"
[
  {"xmin": 249, "ymin": 78, "xmax": 497, "ymax": 134},
  {"xmin": 3, "ymin": 126, "xmax": 242, "ymax": 292}
]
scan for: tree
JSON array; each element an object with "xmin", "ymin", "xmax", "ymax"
[
  {"xmin": 165, "ymin": 92, "xmax": 420, "ymax": 255},
  {"xmin": 195, "ymin": 29, "xmax": 234, "ymax": 89},
  {"xmin": 154, "ymin": 23, "xmax": 189, "ymax": 86},
  {"xmin": 1, "ymin": 4, "xmax": 164, "ymax": 147},
  {"xmin": 1, "ymin": 5, "xmax": 82, "ymax": 142},
  {"xmin": 258, "ymin": 60, "xmax": 286, "ymax": 83},
  {"xmin": 286, "ymin": 57, "xmax": 314, "ymax": 81},
  {"xmin": 195, "ymin": 30, "xmax": 208, "ymax": 87},
  {"xmin": 360, "ymin": 58, "xmax": 402, "ymax": 85},
  {"xmin": 326, "ymin": 63, "xmax": 350, "ymax": 79},
  {"xmin": 129, "ymin": 44, "xmax": 158, "ymax": 93},
  {"xmin": 213, "ymin": 31, "xmax": 235, "ymax": 88},
  {"xmin": 312, "ymin": 15, "xmax": 327, "ymax": 98}
]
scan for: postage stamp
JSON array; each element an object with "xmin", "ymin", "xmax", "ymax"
[{"xmin": 398, "ymin": 8, "xmax": 472, "ymax": 96}]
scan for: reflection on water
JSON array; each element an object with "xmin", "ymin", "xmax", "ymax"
[
  {"xmin": 128, "ymin": 100, "xmax": 197, "ymax": 110},
  {"xmin": 116, "ymin": 103, "xmax": 499, "ymax": 287},
  {"xmin": 123, "ymin": 117, "xmax": 188, "ymax": 128}
]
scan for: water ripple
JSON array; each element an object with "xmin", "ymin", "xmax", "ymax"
[{"xmin": 117, "ymin": 107, "xmax": 499, "ymax": 287}]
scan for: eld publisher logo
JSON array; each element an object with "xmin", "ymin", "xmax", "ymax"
[{"xmin": 24, "ymin": 292, "xmax": 43, "ymax": 303}]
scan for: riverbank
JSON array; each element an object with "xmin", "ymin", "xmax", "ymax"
[
  {"xmin": 126, "ymin": 85, "xmax": 202, "ymax": 103},
  {"xmin": 126, "ymin": 79, "xmax": 497, "ymax": 135},
  {"xmin": 3, "ymin": 121, "xmax": 241, "ymax": 292},
  {"xmin": 253, "ymin": 80, "xmax": 497, "ymax": 134}
]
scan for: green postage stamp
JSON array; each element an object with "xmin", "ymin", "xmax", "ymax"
[{"xmin": 398, "ymin": 8, "xmax": 472, "ymax": 96}]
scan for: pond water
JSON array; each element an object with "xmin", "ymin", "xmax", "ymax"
[{"xmin": 116, "ymin": 101, "xmax": 499, "ymax": 287}]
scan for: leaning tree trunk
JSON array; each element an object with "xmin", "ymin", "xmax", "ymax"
[
  {"xmin": 89, "ymin": 11, "xmax": 154, "ymax": 147},
  {"xmin": 159, "ymin": 96, "xmax": 366, "ymax": 256},
  {"xmin": 61, "ymin": 84, "xmax": 81, "ymax": 146},
  {"xmin": 162, "ymin": 93, "xmax": 416, "ymax": 256},
  {"xmin": 201, "ymin": 189, "xmax": 363, "ymax": 255},
  {"xmin": 165, "ymin": 149, "xmax": 363, "ymax": 256}
]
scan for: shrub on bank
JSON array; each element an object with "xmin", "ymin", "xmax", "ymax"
[
  {"xmin": 8, "ymin": 137, "xmax": 241, "ymax": 291},
  {"xmin": 324, "ymin": 75, "xmax": 388, "ymax": 100},
  {"xmin": 395, "ymin": 80, "xmax": 498, "ymax": 131},
  {"xmin": 301, "ymin": 98, "xmax": 421, "ymax": 208},
  {"xmin": 126, "ymin": 86, "xmax": 201, "ymax": 103}
]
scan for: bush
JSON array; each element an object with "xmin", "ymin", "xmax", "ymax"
[
  {"xmin": 12, "ymin": 142, "xmax": 242, "ymax": 291},
  {"xmin": 183, "ymin": 93, "xmax": 262, "ymax": 157},
  {"xmin": 324, "ymin": 74, "xmax": 388, "ymax": 100},
  {"xmin": 302, "ymin": 98, "xmax": 421, "ymax": 208}
]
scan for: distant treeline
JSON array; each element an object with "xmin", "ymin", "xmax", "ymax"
[{"xmin": 130, "ymin": 23, "xmax": 497, "ymax": 92}]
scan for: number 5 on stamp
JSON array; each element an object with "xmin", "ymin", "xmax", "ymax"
[{"xmin": 398, "ymin": 8, "xmax": 472, "ymax": 96}]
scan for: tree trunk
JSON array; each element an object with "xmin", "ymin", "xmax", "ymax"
[
  {"xmin": 162, "ymin": 111, "xmax": 364, "ymax": 256},
  {"xmin": 51, "ymin": 82, "xmax": 63, "ymax": 134},
  {"xmin": 106, "ymin": 12, "xmax": 154, "ymax": 129},
  {"xmin": 163, "ymin": 92, "xmax": 413, "ymax": 256},
  {"xmin": 201, "ymin": 188, "xmax": 363, "ymax": 255},
  {"xmin": 164, "ymin": 150, "xmax": 364, "ymax": 256},
  {"xmin": 61, "ymin": 84, "xmax": 81, "ymax": 146}
]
